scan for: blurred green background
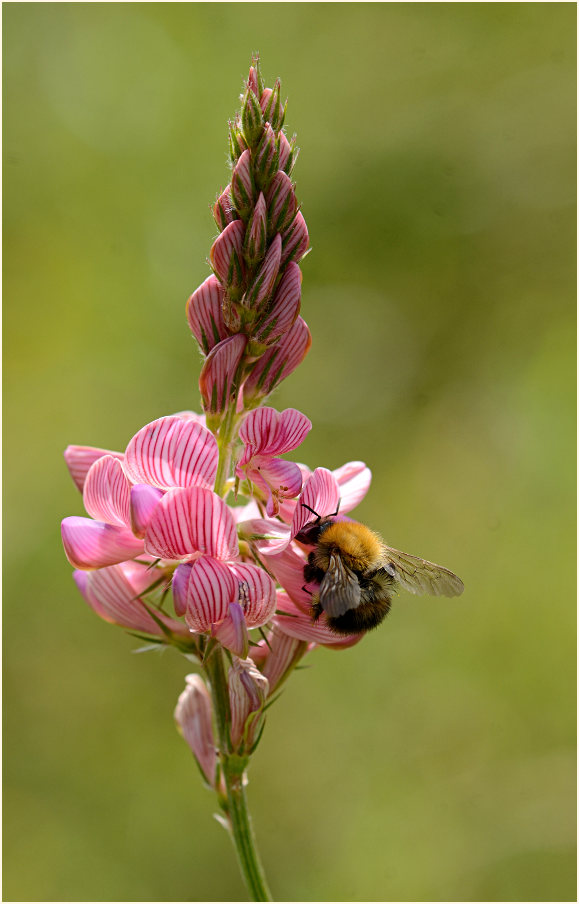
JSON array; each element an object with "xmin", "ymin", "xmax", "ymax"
[{"xmin": 3, "ymin": 3, "xmax": 576, "ymax": 901}]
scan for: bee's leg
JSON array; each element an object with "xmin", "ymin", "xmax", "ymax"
[
  {"xmin": 310, "ymin": 599, "xmax": 323, "ymax": 622},
  {"xmin": 301, "ymin": 584, "xmax": 313, "ymax": 596},
  {"xmin": 304, "ymin": 557, "xmax": 325, "ymax": 584}
]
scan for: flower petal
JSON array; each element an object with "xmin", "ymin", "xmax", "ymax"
[
  {"xmin": 79, "ymin": 562, "xmax": 188, "ymax": 636},
  {"xmin": 291, "ymin": 468, "xmax": 341, "ymax": 538},
  {"xmin": 239, "ymin": 406, "xmax": 311, "ymax": 458},
  {"xmin": 213, "ymin": 602, "xmax": 249, "ymax": 658},
  {"xmin": 182, "ymin": 556, "xmax": 237, "ymax": 632},
  {"xmin": 124, "ymin": 416, "xmax": 218, "ymax": 491},
  {"xmin": 83, "ymin": 456, "xmax": 131, "ymax": 527},
  {"xmin": 64, "ymin": 445, "xmax": 123, "ymax": 493},
  {"xmin": 199, "ymin": 334, "xmax": 247, "ymax": 416},
  {"xmin": 62, "ymin": 517, "xmax": 144, "ymax": 570},
  {"xmin": 333, "ymin": 461, "xmax": 372, "ymax": 513},
  {"xmin": 249, "ymin": 457, "xmax": 304, "ymax": 516},
  {"xmin": 261, "ymin": 622, "xmax": 309, "ymax": 693},
  {"xmin": 273, "ymin": 593, "xmax": 362, "ymax": 649},
  {"xmin": 175, "ymin": 675, "xmax": 217, "ymax": 788},
  {"xmin": 237, "ymin": 517, "xmax": 292, "ymax": 556},
  {"xmin": 144, "ymin": 487, "xmax": 238, "ymax": 561},
  {"xmin": 186, "ymin": 275, "xmax": 229, "ymax": 354},
  {"xmin": 229, "ymin": 562, "xmax": 276, "ymax": 627},
  {"xmin": 266, "ymin": 544, "xmax": 310, "ymax": 610},
  {"xmin": 130, "ymin": 484, "xmax": 164, "ymax": 538}
]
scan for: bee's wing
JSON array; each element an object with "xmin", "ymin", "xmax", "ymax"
[
  {"xmin": 319, "ymin": 550, "xmax": 362, "ymax": 617},
  {"xmin": 382, "ymin": 546, "xmax": 464, "ymax": 597}
]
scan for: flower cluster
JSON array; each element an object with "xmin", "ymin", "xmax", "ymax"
[
  {"xmin": 61, "ymin": 58, "xmax": 374, "ymax": 874},
  {"xmin": 187, "ymin": 58, "xmax": 310, "ymax": 430}
]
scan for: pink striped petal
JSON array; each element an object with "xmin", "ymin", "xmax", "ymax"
[
  {"xmin": 144, "ymin": 487, "xmax": 239, "ymax": 561},
  {"xmin": 172, "ymin": 563, "xmax": 191, "ymax": 616},
  {"xmin": 78, "ymin": 562, "xmax": 188, "ymax": 637},
  {"xmin": 231, "ymin": 149, "xmax": 255, "ymax": 216},
  {"xmin": 273, "ymin": 593, "xmax": 362, "ymax": 649},
  {"xmin": 239, "ymin": 406, "xmax": 311, "ymax": 459},
  {"xmin": 175, "ymin": 675, "xmax": 217, "ymax": 788},
  {"xmin": 266, "ymin": 544, "xmax": 311, "ymax": 611},
  {"xmin": 261, "ymin": 621, "xmax": 309, "ymax": 693},
  {"xmin": 199, "ymin": 334, "xmax": 247, "ymax": 416},
  {"xmin": 237, "ymin": 518, "xmax": 291, "ymax": 555},
  {"xmin": 124, "ymin": 416, "xmax": 218, "ymax": 491},
  {"xmin": 242, "ymin": 316, "xmax": 311, "ymax": 401},
  {"xmin": 210, "ymin": 219, "xmax": 245, "ymax": 288},
  {"xmin": 333, "ymin": 461, "xmax": 372, "ymax": 512},
  {"xmin": 83, "ymin": 456, "xmax": 131, "ymax": 527},
  {"xmin": 130, "ymin": 484, "xmax": 164, "ymax": 538},
  {"xmin": 170, "ymin": 410, "xmax": 207, "ymax": 426},
  {"xmin": 229, "ymin": 500, "xmax": 261, "ymax": 524},
  {"xmin": 254, "ymin": 262, "xmax": 302, "ymax": 345},
  {"xmin": 291, "ymin": 468, "xmax": 341, "ymax": 538},
  {"xmin": 64, "ymin": 445, "xmax": 124, "ymax": 493},
  {"xmin": 249, "ymin": 458, "xmax": 304, "ymax": 517},
  {"xmin": 182, "ymin": 556, "xmax": 237, "ymax": 632},
  {"xmin": 186, "ymin": 275, "xmax": 229, "ymax": 353},
  {"xmin": 229, "ymin": 562, "xmax": 276, "ymax": 627},
  {"xmin": 213, "ymin": 602, "xmax": 249, "ymax": 658},
  {"xmin": 277, "ymin": 463, "xmax": 312, "ymax": 524},
  {"xmin": 62, "ymin": 517, "xmax": 144, "ymax": 570}
]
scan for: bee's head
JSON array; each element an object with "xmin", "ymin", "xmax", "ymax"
[{"xmin": 294, "ymin": 516, "xmax": 334, "ymax": 546}]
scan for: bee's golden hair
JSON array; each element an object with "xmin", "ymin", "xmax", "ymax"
[{"xmin": 313, "ymin": 521, "xmax": 383, "ymax": 574}]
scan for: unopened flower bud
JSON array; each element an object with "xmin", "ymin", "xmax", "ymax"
[
  {"xmin": 266, "ymin": 171, "xmax": 297, "ymax": 235},
  {"xmin": 221, "ymin": 292, "xmax": 243, "ymax": 332},
  {"xmin": 246, "ymin": 66, "xmax": 259, "ymax": 97},
  {"xmin": 213, "ymin": 186, "xmax": 237, "ymax": 231},
  {"xmin": 210, "ymin": 220, "xmax": 245, "ymax": 300},
  {"xmin": 186, "ymin": 275, "xmax": 229, "ymax": 354},
  {"xmin": 243, "ymin": 192, "xmax": 267, "ymax": 266},
  {"xmin": 278, "ymin": 132, "xmax": 298, "ymax": 175},
  {"xmin": 260, "ymin": 80, "xmax": 286, "ymax": 131},
  {"xmin": 228, "ymin": 118, "xmax": 248, "ymax": 164},
  {"xmin": 243, "ymin": 316, "xmax": 311, "ymax": 402},
  {"xmin": 199, "ymin": 334, "xmax": 247, "ymax": 419},
  {"xmin": 244, "ymin": 234, "xmax": 281, "ymax": 312},
  {"xmin": 254, "ymin": 124, "xmax": 279, "ymax": 192},
  {"xmin": 281, "ymin": 210, "xmax": 309, "ymax": 267},
  {"xmin": 230, "ymin": 149, "xmax": 255, "ymax": 220},
  {"xmin": 253, "ymin": 262, "xmax": 301, "ymax": 345},
  {"xmin": 241, "ymin": 87, "xmax": 264, "ymax": 148},
  {"xmin": 175, "ymin": 675, "xmax": 218, "ymax": 788},
  {"xmin": 228, "ymin": 657, "xmax": 269, "ymax": 753}
]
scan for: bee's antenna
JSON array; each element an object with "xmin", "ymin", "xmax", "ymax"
[{"xmin": 301, "ymin": 503, "xmax": 321, "ymax": 520}]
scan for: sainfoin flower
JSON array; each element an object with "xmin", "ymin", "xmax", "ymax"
[{"xmin": 59, "ymin": 55, "xmax": 460, "ymax": 903}]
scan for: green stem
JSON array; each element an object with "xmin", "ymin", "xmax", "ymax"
[{"xmin": 205, "ymin": 647, "xmax": 273, "ymax": 902}]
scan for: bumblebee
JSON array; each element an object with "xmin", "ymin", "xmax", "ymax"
[{"xmin": 295, "ymin": 505, "xmax": 464, "ymax": 635}]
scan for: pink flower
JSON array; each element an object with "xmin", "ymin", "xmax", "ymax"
[
  {"xmin": 73, "ymin": 560, "xmax": 191, "ymax": 641},
  {"xmin": 199, "ymin": 334, "xmax": 247, "ymax": 417},
  {"xmin": 236, "ymin": 407, "xmax": 312, "ymax": 516},
  {"xmin": 175, "ymin": 675, "xmax": 218, "ymax": 788},
  {"xmin": 144, "ymin": 486, "xmax": 276, "ymax": 642},
  {"xmin": 63, "ymin": 414, "xmax": 219, "ymax": 570}
]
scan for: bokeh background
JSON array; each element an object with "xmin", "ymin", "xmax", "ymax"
[{"xmin": 3, "ymin": 4, "xmax": 576, "ymax": 902}]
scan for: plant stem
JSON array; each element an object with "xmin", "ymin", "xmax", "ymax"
[{"xmin": 205, "ymin": 647, "xmax": 273, "ymax": 902}]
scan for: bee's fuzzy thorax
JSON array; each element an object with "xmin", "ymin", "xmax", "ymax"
[{"xmin": 314, "ymin": 521, "xmax": 383, "ymax": 574}]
